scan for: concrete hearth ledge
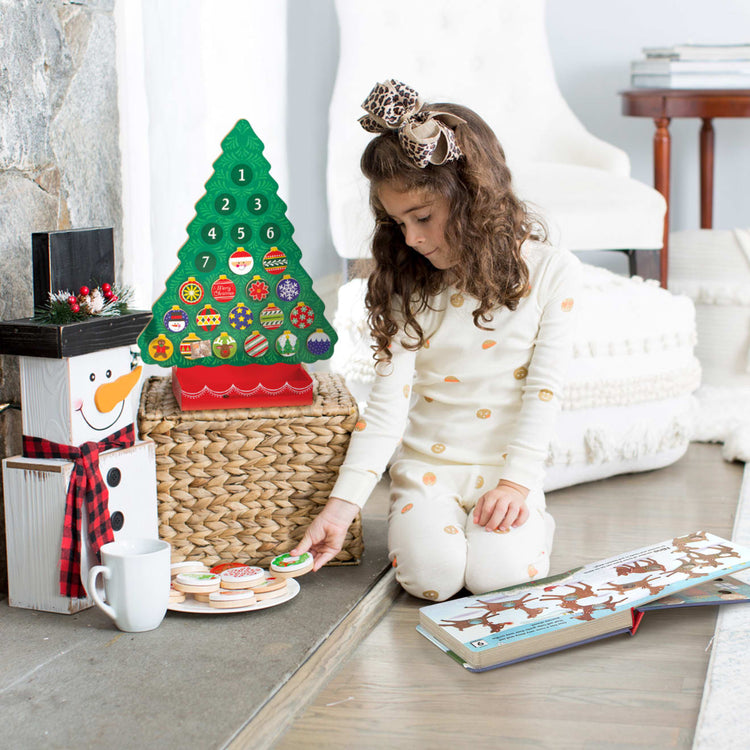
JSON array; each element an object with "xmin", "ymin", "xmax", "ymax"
[{"xmin": 0, "ymin": 519, "xmax": 399, "ymax": 750}]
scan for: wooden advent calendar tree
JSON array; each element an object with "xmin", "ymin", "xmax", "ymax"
[{"xmin": 138, "ymin": 119, "xmax": 337, "ymax": 409}]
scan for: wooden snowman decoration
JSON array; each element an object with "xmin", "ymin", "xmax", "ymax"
[{"xmin": 0, "ymin": 228, "xmax": 157, "ymax": 613}]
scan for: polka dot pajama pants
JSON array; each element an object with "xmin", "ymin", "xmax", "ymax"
[{"xmin": 387, "ymin": 456, "xmax": 555, "ymax": 602}]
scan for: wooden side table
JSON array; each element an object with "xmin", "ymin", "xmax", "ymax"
[{"xmin": 620, "ymin": 88, "xmax": 750, "ymax": 286}]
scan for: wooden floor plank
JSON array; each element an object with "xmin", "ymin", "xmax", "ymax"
[{"xmin": 276, "ymin": 443, "xmax": 743, "ymax": 749}]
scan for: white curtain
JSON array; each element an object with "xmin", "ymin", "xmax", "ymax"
[{"xmin": 115, "ymin": 0, "xmax": 289, "ymax": 308}]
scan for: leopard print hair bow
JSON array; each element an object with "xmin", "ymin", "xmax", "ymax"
[{"xmin": 359, "ymin": 79, "xmax": 466, "ymax": 168}]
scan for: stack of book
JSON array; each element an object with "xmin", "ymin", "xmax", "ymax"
[{"xmin": 631, "ymin": 43, "xmax": 750, "ymax": 89}]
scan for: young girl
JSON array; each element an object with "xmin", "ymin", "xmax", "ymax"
[{"xmin": 292, "ymin": 79, "xmax": 580, "ymax": 602}]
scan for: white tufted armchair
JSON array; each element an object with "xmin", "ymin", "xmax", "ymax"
[
  {"xmin": 325, "ymin": 1, "xmax": 699, "ymax": 492},
  {"xmin": 327, "ymin": 0, "xmax": 666, "ymax": 282}
]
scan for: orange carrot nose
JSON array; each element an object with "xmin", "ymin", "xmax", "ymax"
[{"xmin": 94, "ymin": 366, "xmax": 142, "ymax": 414}]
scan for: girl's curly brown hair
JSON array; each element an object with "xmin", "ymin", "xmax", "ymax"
[{"xmin": 361, "ymin": 102, "xmax": 547, "ymax": 364}]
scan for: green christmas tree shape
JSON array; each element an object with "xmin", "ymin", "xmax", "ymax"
[{"xmin": 138, "ymin": 119, "xmax": 337, "ymax": 369}]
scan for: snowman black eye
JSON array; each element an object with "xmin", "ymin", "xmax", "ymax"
[
  {"xmin": 89, "ymin": 373, "xmax": 96, "ymax": 382},
  {"xmin": 106, "ymin": 370, "xmax": 112, "ymax": 378}
]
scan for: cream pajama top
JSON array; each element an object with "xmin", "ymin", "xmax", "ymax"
[{"xmin": 331, "ymin": 242, "xmax": 581, "ymax": 509}]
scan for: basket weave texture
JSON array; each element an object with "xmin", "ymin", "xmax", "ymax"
[{"xmin": 137, "ymin": 373, "xmax": 362, "ymax": 566}]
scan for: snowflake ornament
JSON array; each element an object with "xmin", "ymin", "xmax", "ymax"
[{"xmin": 276, "ymin": 277, "xmax": 301, "ymax": 302}]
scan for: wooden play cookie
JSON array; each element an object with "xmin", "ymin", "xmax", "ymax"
[
  {"xmin": 251, "ymin": 575, "xmax": 287, "ymax": 594},
  {"xmin": 254, "ymin": 580, "xmax": 289, "ymax": 601},
  {"xmin": 209, "ymin": 561, "xmax": 247, "ymax": 574},
  {"xmin": 172, "ymin": 572, "xmax": 221, "ymax": 594},
  {"xmin": 220, "ymin": 565, "xmax": 266, "ymax": 589},
  {"xmin": 269, "ymin": 552, "xmax": 314, "ymax": 578},
  {"xmin": 208, "ymin": 589, "xmax": 256, "ymax": 609},
  {"xmin": 170, "ymin": 561, "xmax": 209, "ymax": 577},
  {"xmin": 168, "ymin": 584, "xmax": 186, "ymax": 604}
]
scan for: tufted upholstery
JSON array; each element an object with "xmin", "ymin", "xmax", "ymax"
[{"xmin": 327, "ymin": 0, "xmax": 666, "ymax": 268}]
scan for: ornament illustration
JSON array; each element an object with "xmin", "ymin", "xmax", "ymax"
[
  {"xmin": 276, "ymin": 275, "xmax": 301, "ymax": 302},
  {"xmin": 163, "ymin": 306, "xmax": 189, "ymax": 333},
  {"xmin": 179, "ymin": 277, "xmax": 204, "ymax": 305},
  {"xmin": 180, "ymin": 332, "xmax": 202, "ymax": 358},
  {"xmin": 306, "ymin": 329, "xmax": 332, "ymax": 356},
  {"xmin": 148, "ymin": 334, "xmax": 173, "ymax": 361},
  {"xmin": 260, "ymin": 303, "xmax": 284, "ymax": 330},
  {"xmin": 243, "ymin": 331, "xmax": 269, "ymax": 358},
  {"xmin": 196, "ymin": 304, "xmax": 221, "ymax": 331},
  {"xmin": 211, "ymin": 275, "xmax": 236, "ymax": 303},
  {"xmin": 228, "ymin": 303, "xmax": 253, "ymax": 330},
  {"xmin": 290, "ymin": 301, "xmax": 314, "ymax": 329},
  {"xmin": 247, "ymin": 276, "xmax": 270, "ymax": 301},
  {"xmin": 212, "ymin": 331, "xmax": 237, "ymax": 359},
  {"xmin": 275, "ymin": 330, "xmax": 299, "ymax": 358},
  {"xmin": 228, "ymin": 248, "xmax": 254, "ymax": 275},
  {"xmin": 262, "ymin": 247, "xmax": 287, "ymax": 275}
]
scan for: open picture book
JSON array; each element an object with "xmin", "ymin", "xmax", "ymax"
[{"xmin": 418, "ymin": 531, "xmax": 750, "ymax": 672}]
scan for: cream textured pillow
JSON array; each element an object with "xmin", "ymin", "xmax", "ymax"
[{"xmin": 544, "ymin": 265, "xmax": 699, "ymax": 490}]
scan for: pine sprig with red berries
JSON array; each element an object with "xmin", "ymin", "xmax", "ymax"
[{"xmin": 34, "ymin": 283, "xmax": 133, "ymax": 324}]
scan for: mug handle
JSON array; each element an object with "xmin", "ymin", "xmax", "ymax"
[{"xmin": 88, "ymin": 565, "xmax": 116, "ymax": 620}]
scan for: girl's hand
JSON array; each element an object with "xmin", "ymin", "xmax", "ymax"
[
  {"xmin": 473, "ymin": 479, "xmax": 530, "ymax": 533},
  {"xmin": 291, "ymin": 497, "xmax": 361, "ymax": 571}
]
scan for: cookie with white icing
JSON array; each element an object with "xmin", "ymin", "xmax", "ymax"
[
  {"xmin": 209, "ymin": 561, "xmax": 247, "ymax": 574},
  {"xmin": 172, "ymin": 571, "xmax": 221, "ymax": 593},
  {"xmin": 269, "ymin": 552, "xmax": 314, "ymax": 578},
  {"xmin": 220, "ymin": 565, "xmax": 266, "ymax": 590}
]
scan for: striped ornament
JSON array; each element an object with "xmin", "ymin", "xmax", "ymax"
[{"xmin": 244, "ymin": 331, "xmax": 269, "ymax": 358}]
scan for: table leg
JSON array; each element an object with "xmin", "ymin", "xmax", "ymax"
[
  {"xmin": 700, "ymin": 117, "xmax": 714, "ymax": 229},
  {"xmin": 654, "ymin": 117, "xmax": 671, "ymax": 288}
]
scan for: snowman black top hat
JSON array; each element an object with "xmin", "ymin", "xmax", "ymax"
[{"xmin": 0, "ymin": 227, "xmax": 152, "ymax": 358}]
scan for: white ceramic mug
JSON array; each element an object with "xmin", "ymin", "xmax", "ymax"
[{"xmin": 88, "ymin": 538, "xmax": 170, "ymax": 632}]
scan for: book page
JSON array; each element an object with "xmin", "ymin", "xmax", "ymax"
[
  {"xmin": 421, "ymin": 531, "xmax": 750, "ymax": 655},
  {"xmin": 638, "ymin": 574, "xmax": 750, "ymax": 610}
]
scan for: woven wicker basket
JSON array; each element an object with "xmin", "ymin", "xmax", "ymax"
[{"xmin": 137, "ymin": 372, "xmax": 362, "ymax": 566}]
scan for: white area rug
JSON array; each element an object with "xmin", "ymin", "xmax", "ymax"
[
  {"xmin": 693, "ymin": 385, "xmax": 750, "ymax": 463},
  {"xmin": 693, "ymin": 464, "xmax": 750, "ymax": 749},
  {"xmin": 669, "ymin": 228, "xmax": 750, "ymax": 466}
]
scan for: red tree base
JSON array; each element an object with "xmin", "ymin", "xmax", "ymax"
[{"xmin": 171, "ymin": 364, "xmax": 314, "ymax": 410}]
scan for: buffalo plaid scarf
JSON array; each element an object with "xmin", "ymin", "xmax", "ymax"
[{"xmin": 22, "ymin": 423, "xmax": 136, "ymax": 598}]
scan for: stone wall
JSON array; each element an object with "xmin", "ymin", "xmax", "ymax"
[{"xmin": 0, "ymin": 0, "xmax": 122, "ymax": 594}]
